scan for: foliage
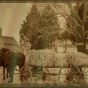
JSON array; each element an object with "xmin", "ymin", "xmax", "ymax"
[
  {"xmin": 19, "ymin": 4, "xmax": 60, "ymax": 50},
  {"xmin": 39, "ymin": 4, "xmax": 60, "ymax": 49},
  {"xmin": 19, "ymin": 4, "xmax": 41, "ymax": 49},
  {"xmin": 67, "ymin": 3, "xmax": 88, "ymax": 53}
]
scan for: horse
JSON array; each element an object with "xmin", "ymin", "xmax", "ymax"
[
  {"xmin": 0, "ymin": 48, "xmax": 11, "ymax": 80},
  {"xmin": 0, "ymin": 48, "xmax": 15, "ymax": 81},
  {"xmin": 0, "ymin": 48, "xmax": 26, "ymax": 83},
  {"xmin": 13, "ymin": 52, "xmax": 26, "ymax": 82}
]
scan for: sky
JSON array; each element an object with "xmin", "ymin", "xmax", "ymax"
[
  {"xmin": 0, "ymin": 3, "xmax": 70, "ymax": 44},
  {"xmin": 0, "ymin": 3, "xmax": 33, "ymax": 44}
]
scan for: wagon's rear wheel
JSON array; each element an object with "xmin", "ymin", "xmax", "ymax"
[
  {"xmin": 80, "ymin": 67, "xmax": 88, "ymax": 84},
  {"xmin": 20, "ymin": 65, "xmax": 32, "ymax": 84},
  {"xmin": 58, "ymin": 67, "xmax": 70, "ymax": 84},
  {"xmin": 42, "ymin": 68, "xmax": 50, "ymax": 81},
  {"xmin": 58, "ymin": 65, "xmax": 82, "ymax": 84}
]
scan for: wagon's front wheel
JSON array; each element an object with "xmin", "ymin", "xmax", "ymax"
[
  {"xmin": 20, "ymin": 65, "xmax": 32, "ymax": 84},
  {"xmin": 42, "ymin": 68, "xmax": 50, "ymax": 81}
]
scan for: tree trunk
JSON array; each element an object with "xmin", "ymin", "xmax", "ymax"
[
  {"xmin": 64, "ymin": 40, "xmax": 67, "ymax": 53},
  {"xmin": 77, "ymin": 37, "xmax": 86, "ymax": 54},
  {"xmin": 82, "ymin": 37, "xmax": 86, "ymax": 53},
  {"xmin": 77, "ymin": 20, "xmax": 87, "ymax": 54}
]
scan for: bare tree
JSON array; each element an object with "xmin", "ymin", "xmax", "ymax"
[{"xmin": 52, "ymin": 3, "xmax": 88, "ymax": 53}]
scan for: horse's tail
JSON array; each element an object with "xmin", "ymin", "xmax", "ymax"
[
  {"xmin": 14, "ymin": 52, "xmax": 26, "ymax": 68},
  {"xmin": 5, "ymin": 51, "xmax": 9, "ymax": 66},
  {"xmin": 23, "ymin": 54, "xmax": 26, "ymax": 64},
  {"xmin": 20, "ymin": 53, "xmax": 26, "ymax": 68}
]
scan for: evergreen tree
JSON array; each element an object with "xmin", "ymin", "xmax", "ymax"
[
  {"xmin": 19, "ymin": 4, "xmax": 60, "ymax": 50},
  {"xmin": 19, "ymin": 4, "xmax": 41, "ymax": 49}
]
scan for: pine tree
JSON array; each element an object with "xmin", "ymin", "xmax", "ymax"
[
  {"xmin": 19, "ymin": 4, "xmax": 60, "ymax": 50},
  {"xmin": 19, "ymin": 4, "xmax": 41, "ymax": 49}
]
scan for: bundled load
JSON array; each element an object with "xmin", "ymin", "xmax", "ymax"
[
  {"xmin": 26, "ymin": 49, "xmax": 75, "ymax": 67},
  {"xmin": 71, "ymin": 52, "xmax": 88, "ymax": 66},
  {"xmin": 55, "ymin": 53, "xmax": 66, "ymax": 67}
]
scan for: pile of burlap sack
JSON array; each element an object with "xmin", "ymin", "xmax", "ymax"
[
  {"xmin": 26, "ymin": 49, "xmax": 88, "ymax": 67},
  {"xmin": 25, "ymin": 49, "xmax": 76, "ymax": 67}
]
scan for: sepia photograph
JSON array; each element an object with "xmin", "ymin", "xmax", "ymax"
[{"xmin": 0, "ymin": 1, "xmax": 88, "ymax": 87}]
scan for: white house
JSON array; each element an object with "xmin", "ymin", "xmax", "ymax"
[{"xmin": 0, "ymin": 28, "xmax": 23, "ymax": 52}]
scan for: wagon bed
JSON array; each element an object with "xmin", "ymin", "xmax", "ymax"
[{"xmin": 21, "ymin": 50, "xmax": 88, "ymax": 84}]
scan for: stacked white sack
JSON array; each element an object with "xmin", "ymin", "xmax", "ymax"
[
  {"xmin": 64, "ymin": 52, "xmax": 73, "ymax": 61},
  {"xmin": 44, "ymin": 49, "xmax": 56, "ymax": 56},
  {"xmin": 36, "ymin": 59, "xmax": 42, "ymax": 66},
  {"xmin": 50, "ymin": 54, "xmax": 58, "ymax": 63},
  {"xmin": 42, "ymin": 59, "xmax": 48, "ymax": 67},
  {"xmin": 29, "ymin": 50, "xmax": 38, "ymax": 66},
  {"xmin": 36, "ymin": 50, "xmax": 46, "ymax": 66},
  {"xmin": 63, "ymin": 52, "xmax": 74, "ymax": 67},
  {"xmin": 55, "ymin": 53, "xmax": 66, "ymax": 67},
  {"xmin": 30, "ymin": 59, "xmax": 36, "ymax": 66},
  {"xmin": 36, "ymin": 49, "xmax": 57, "ymax": 67},
  {"xmin": 36, "ymin": 49, "xmax": 54, "ymax": 66},
  {"xmin": 46, "ymin": 55, "xmax": 54, "ymax": 67},
  {"xmin": 37, "ymin": 50, "xmax": 46, "ymax": 61},
  {"xmin": 43, "ymin": 49, "xmax": 57, "ymax": 67},
  {"xmin": 46, "ymin": 54, "xmax": 57, "ymax": 67},
  {"xmin": 72, "ymin": 52, "xmax": 88, "ymax": 66},
  {"xmin": 55, "ymin": 52, "xmax": 73, "ymax": 67},
  {"xmin": 27, "ymin": 49, "xmax": 75, "ymax": 67}
]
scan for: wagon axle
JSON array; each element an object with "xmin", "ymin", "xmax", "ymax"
[{"xmin": 66, "ymin": 75, "xmax": 71, "ymax": 82}]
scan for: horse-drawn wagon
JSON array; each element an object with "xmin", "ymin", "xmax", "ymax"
[
  {"xmin": 21, "ymin": 49, "xmax": 88, "ymax": 85},
  {"xmin": 1, "ymin": 47, "xmax": 88, "ymax": 84}
]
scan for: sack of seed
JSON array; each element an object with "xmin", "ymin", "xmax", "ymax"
[
  {"xmin": 36, "ymin": 59, "xmax": 42, "ymax": 66},
  {"xmin": 42, "ymin": 59, "xmax": 48, "ymax": 67},
  {"xmin": 30, "ymin": 59, "xmax": 36, "ymax": 66}
]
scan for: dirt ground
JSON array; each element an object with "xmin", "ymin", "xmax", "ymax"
[
  {"xmin": 0, "ymin": 66, "xmax": 60, "ymax": 84},
  {"xmin": 0, "ymin": 66, "xmax": 88, "ymax": 84}
]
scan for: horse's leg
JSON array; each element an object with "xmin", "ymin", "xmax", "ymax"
[
  {"xmin": 8, "ymin": 69, "xmax": 14, "ymax": 83},
  {"xmin": 11, "ymin": 68, "xmax": 14, "ymax": 82},
  {"xmin": 10, "ymin": 71, "xmax": 13, "ymax": 83},
  {"xmin": 6, "ymin": 68, "xmax": 8, "ymax": 78},
  {"xmin": 3, "ymin": 67, "xmax": 5, "ymax": 80},
  {"xmin": 18, "ymin": 65, "xmax": 21, "ymax": 80}
]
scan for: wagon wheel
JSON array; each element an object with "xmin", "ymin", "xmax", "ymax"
[
  {"xmin": 79, "ymin": 67, "xmax": 88, "ymax": 84},
  {"xmin": 20, "ymin": 65, "xmax": 32, "ymax": 84},
  {"xmin": 58, "ymin": 64, "xmax": 82, "ymax": 84},
  {"xmin": 42, "ymin": 68, "xmax": 50, "ymax": 81}
]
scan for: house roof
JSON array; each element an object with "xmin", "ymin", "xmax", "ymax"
[
  {"xmin": 1, "ymin": 36, "xmax": 18, "ymax": 45},
  {"xmin": 0, "ymin": 36, "xmax": 23, "ymax": 52},
  {"xmin": 4, "ymin": 44, "xmax": 23, "ymax": 52}
]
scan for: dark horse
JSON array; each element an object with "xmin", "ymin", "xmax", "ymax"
[{"xmin": 0, "ymin": 48, "xmax": 26, "ymax": 83}]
